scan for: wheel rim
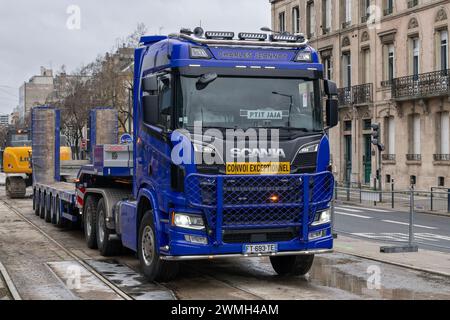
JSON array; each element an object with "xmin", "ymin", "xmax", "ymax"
[
  {"xmin": 98, "ymin": 209, "xmax": 105, "ymax": 244},
  {"xmin": 142, "ymin": 226, "xmax": 155, "ymax": 266},
  {"xmin": 86, "ymin": 207, "xmax": 91, "ymax": 236}
]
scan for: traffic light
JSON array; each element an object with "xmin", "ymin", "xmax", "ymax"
[{"xmin": 371, "ymin": 123, "xmax": 385, "ymax": 151}]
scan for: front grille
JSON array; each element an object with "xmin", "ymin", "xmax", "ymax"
[
  {"xmin": 222, "ymin": 207, "xmax": 301, "ymax": 228},
  {"xmin": 223, "ymin": 228, "xmax": 298, "ymax": 244}
]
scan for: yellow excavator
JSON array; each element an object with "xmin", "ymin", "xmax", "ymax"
[{"xmin": 2, "ymin": 128, "xmax": 71, "ymax": 198}]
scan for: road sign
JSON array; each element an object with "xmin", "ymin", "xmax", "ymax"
[{"xmin": 120, "ymin": 133, "xmax": 133, "ymax": 144}]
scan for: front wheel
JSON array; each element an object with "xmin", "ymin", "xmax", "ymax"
[
  {"xmin": 270, "ymin": 255, "xmax": 315, "ymax": 276},
  {"xmin": 138, "ymin": 211, "xmax": 179, "ymax": 282}
]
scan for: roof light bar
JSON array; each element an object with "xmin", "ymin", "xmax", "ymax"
[
  {"xmin": 238, "ymin": 32, "xmax": 267, "ymax": 41},
  {"xmin": 205, "ymin": 31, "xmax": 235, "ymax": 40},
  {"xmin": 271, "ymin": 34, "xmax": 299, "ymax": 43}
]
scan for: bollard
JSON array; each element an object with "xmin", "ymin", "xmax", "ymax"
[
  {"xmin": 391, "ymin": 182, "xmax": 395, "ymax": 209},
  {"xmin": 431, "ymin": 187, "xmax": 434, "ymax": 212},
  {"xmin": 447, "ymin": 189, "xmax": 450, "ymax": 214}
]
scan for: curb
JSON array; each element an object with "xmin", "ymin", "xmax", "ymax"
[
  {"xmin": 0, "ymin": 261, "xmax": 21, "ymax": 300},
  {"xmin": 334, "ymin": 248, "xmax": 450, "ymax": 278}
]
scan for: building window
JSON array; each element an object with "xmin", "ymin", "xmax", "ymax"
[
  {"xmin": 386, "ymin": 174, "xmax": 392, "ymax": 184},
  {"xmin": 322, "ymin": 0, "xmax": 331, "ymax": 34},
  {"xmin": 440, "ymin": 30, "xmax": 448, "ymax": 71},
  {"xmin": 410, "ymin": 175, "xmax": 417, "ymax": 186},
  {"xmin": 341, "ymin": 0, "xmax": 352, "ymax": 28},
  {"xmin": 388, "ymin": 44, "xmax": 395, "ymax": 81},
  {"xmin": 384, "ymin": 0, "xmax": 393, "ymax": 16},
  {"xmin": 409, "ymin": 113, "xmax": 421, "ymax": 156},
  {"xmin": 362, "ymin": 48, "xmax": 370, "ymax": 84},
  {"xmin": 344, "ymin": 120, "xmax": 352, "ymax": 131},
  {"xmin": 307, "ymin": 2, "xmax": 315, "ymax": 38},
  {"xmin": 438, "ymin": 176, "xmax": 445, "ymax": 187},
  {"xmin": 385, "ymin": 116, "xmax": 396, "ymax": 155},
  {"xmin": 279, "ymin": 12, "xmax": 286, "ymax": 33},
  {"xmin": 361, "ymin": 0, "xmax": 370, "ymax": 22},
  {"xmin": 440, "ymin": 112, "xmax": 450, "ymax": 154},
  {"xmin": 292, "ymin": 7, "xmax": 300, "ymax": 34},
  {"xmin": 342, "ymin": 52, "xmax": 352, "ymax": 87},
  {"xmin": 411, "ymin": 38, "xmax": 420, "ymax": 77},
  {"xmin": 323, "ymin": 56, "xmax": 333, "ymax": 80},
  {"xmin": 363, "ymin": 119, "xmax": 372, "ymax": 130}
]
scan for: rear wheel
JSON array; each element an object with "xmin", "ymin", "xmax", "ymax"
[
  {"xmin": 270, "ymin": 255, "xmax": 315, "ymax": 276},
  {"xmin": 96, "ymin": 198, "xmax": 122, "ymax": 256},
  {"xmin": 84, "ymin": 196, "xmax": 98, "ymax": 249},
  {"xmin": 138, "ymin": 211, "xmax": 179, "ymax": 282},
  {"xmin": 5, "ymin": 176, "xmax": 26, "ymax": 199},
  {"xmin": 44, "ymin": 194, "xmax": 52, "ymax": 223},
  {"xmin": 54, "ymin": 196, "xmax": 65, "ymax": 228},
  {"xmin": 39, "ymin": 193, "xmax": 46, "ymax": 219},
  {"xmin": 34, "ymin": 191, "xmax": 40, "ymax": 216}
]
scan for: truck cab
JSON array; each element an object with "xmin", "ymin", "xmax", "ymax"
[{"xmin": 125, "ymin": 29, "xmax": 338, "ymax": 280}]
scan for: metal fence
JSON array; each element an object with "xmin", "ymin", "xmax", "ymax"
[
  {"xmin": 331, "ymin": 182, "xmax": 450, "ymax": 252},
  {"xmin": 334, "ymin": 182, "xmax": 450, "ymax": 214}
]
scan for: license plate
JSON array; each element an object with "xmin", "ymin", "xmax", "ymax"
[
  {"xmin": 226, "ymin": 162, "xmax": 290, "ymax": 175},
  {"xmin": 244, "ymin": 244, "xmax": 278, "ymax": 255}
]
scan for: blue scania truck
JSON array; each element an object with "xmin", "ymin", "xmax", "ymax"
[{"xmin": 32, "ymin": 28, "xmax": 339, "ymax": 281}]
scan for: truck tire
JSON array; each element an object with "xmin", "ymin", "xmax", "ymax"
[
  {"xmin": 138, "ymin": 211, "xmax": 179, "ymax": 282},
  {"xmin": 50, "ymin": 196, "xmax": 57, "ymax": 224},
  {"xmin": 54, "ymin": 196, "xmax": 65, "ymax": 228},
  {"xmin": 39, "ymin": 193, "xmax": 46, "ymax": 219},
  {"xmin": 5, "ymin": 176, "xmax": 26, "ymax": 199},
  {"xmin": 270, "ymin": 255, "xmax": 315, "ymax": 276},
  {"xmin": 84, "ymin": 195, "xmax": 98, "ymax": 249},
  {"xmin": 44, "ymin": 194, "xmax": 52, "ymax": 223},
  {"xmin": 34, "ymin": 191, "xmax": 40, "ymax": 216},
  {"xmin": 96, "ymin": 198, "xmax": 122, "ymax": 256}
]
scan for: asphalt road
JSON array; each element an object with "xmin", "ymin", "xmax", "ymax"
[{"xmin": 334, "ymin": 204, "xmax": 450, "ymax": 253}]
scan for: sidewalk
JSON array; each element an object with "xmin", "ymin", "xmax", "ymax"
[{"xmin": 335, "ymin": 235, "xmax": 450, "ymax": 277}]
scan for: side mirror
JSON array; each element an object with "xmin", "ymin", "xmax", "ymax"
[
  {"xmin": 326, "ymin": 99, "xmax": 339, "ymax": 128},
  {"xmin": 324, "ymin": 80, "xmax": 338, "ymax": 96},
  {"xmin": 143, "ymin": 95, "xmax": 159, "ymax": 125},
  {"xmin": 142, "ymin": 76, "xmax": 158, "ymax": 93}
]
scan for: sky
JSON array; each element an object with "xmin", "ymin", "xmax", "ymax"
[{"xmin": 0, "ymin": 0, "xmax": 271, "ymax": 114}]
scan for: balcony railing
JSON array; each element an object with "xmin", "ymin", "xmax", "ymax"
[
  {"xmin": 391, "ymin": 69, "xmax": 450, "ymax": 100},
  {"xmin": 338, "ymin": 83, "xmax": 373, "ymax": 106},
  {"xmin": 434, "ymin": 154, "xmax": 450, "ymax": 161},
  {"xmin": 382, "ymin": 154, "xmax": 396, "ymax": 161},
  {"xmin": 406, "ymin": 154, "xmax": 422, "ymax": 161}
]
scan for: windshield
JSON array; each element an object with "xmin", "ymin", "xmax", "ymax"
[{"xmin": 178, "ymin": 75, "xmax": 323, "ymax": 132}]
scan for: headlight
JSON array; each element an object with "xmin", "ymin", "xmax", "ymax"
[
  {"xmin": 190, "ymin": 47, "xmax": 211, "ymax": 59},
  {"xmin": 173, "ymin": 213, "xmax": 205, "ymax": 230},
  {"xmin": 299, "ymin": 143, "xmax": 319, "ymax": 154},
  {"xmin": 312, "ymin": 209, "xmax": 331, "ymax": 226},
  {"xmin": 295, "ymin": 51, "xmax": 312, "ymax": 62}
]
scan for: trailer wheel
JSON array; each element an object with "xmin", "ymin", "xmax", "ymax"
[
  {"xmin": 54, "ymin": 196, "xmax": 65, "ymax": 228},
  {"xmin": 138, "ymin": 211, "xmax": 179, "ymax": 282},
  {"xmin": 96, "ymin": 198, "xmax": 122, "ymax": 256},
  {"xmin": 84, "ymin": 195, "xmax": 98, "ymax": 249},
  {"xmin": 39, "ymin": 193, "xmax": 46, "ymax": 219},
  {"xmin": 44, "ymin": 194, "xmax": 52, "ymax": 223},
  {"xmin": 5, "ymin": 176, "xmax": 26, "ymax": 199},
  {"xmin": 34, "ymin": 191, "xmax": 40, "ymax": 216},
  {"xmin": 270, "ymin": 255, "xmax": 315, "ymax": 276},
  {"xmin": 50, "ymin": 196, "xmax": 57, "ymax": 224}
]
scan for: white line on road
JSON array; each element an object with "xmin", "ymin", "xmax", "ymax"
[
  {"xmin": 335, "ymin": 211, "xmax": 372, "ymax": 219},
  {"xmin": 340, "ymin": 205, "xmax": 391, "ymax": 213},
  {"xmin": 382, "ymin": 220, "xmax": 438, "ymax": 230},
  {"xmin": 335, "ymin": 207, "xmax": 364, "ymax": 213}
]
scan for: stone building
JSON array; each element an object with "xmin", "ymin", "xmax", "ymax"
[
  {"xmin": 18, "ymin": 67, "xmax": 54, "ymax": 123},
  {"xmin": 270, "ymin": 0, "xmax": 450, "ymax": 190}
]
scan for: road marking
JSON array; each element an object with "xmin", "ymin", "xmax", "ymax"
[
  {"xmin": 335, "ymin": 211, "xmax": 372, "ymax": 219},
  {"xmin": 351, "ymin": 232, "xmax": 450, "ymax": 242},
  {"xmin": 382, "ymin": 220, "xmax": 438, "ymax": 230},
  {"xmin": 340, "ymin": 205, "xmax": 391, "ymax": 213},
  {"xmin": 335, "ymin": 207, "xmax": 364, "ymax": 213}
]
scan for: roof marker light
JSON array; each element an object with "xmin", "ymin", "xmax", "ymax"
[
  {"xmin": 205, "ymin": 31, "xmax": 235, "ymax": 40},
  {"xmin": 238, "ymin": 32, "xmax": 267, "ymax": 41},
  {"xmin": 271, "ymin": 34, "xmax": 299, "ymax": 43}
]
